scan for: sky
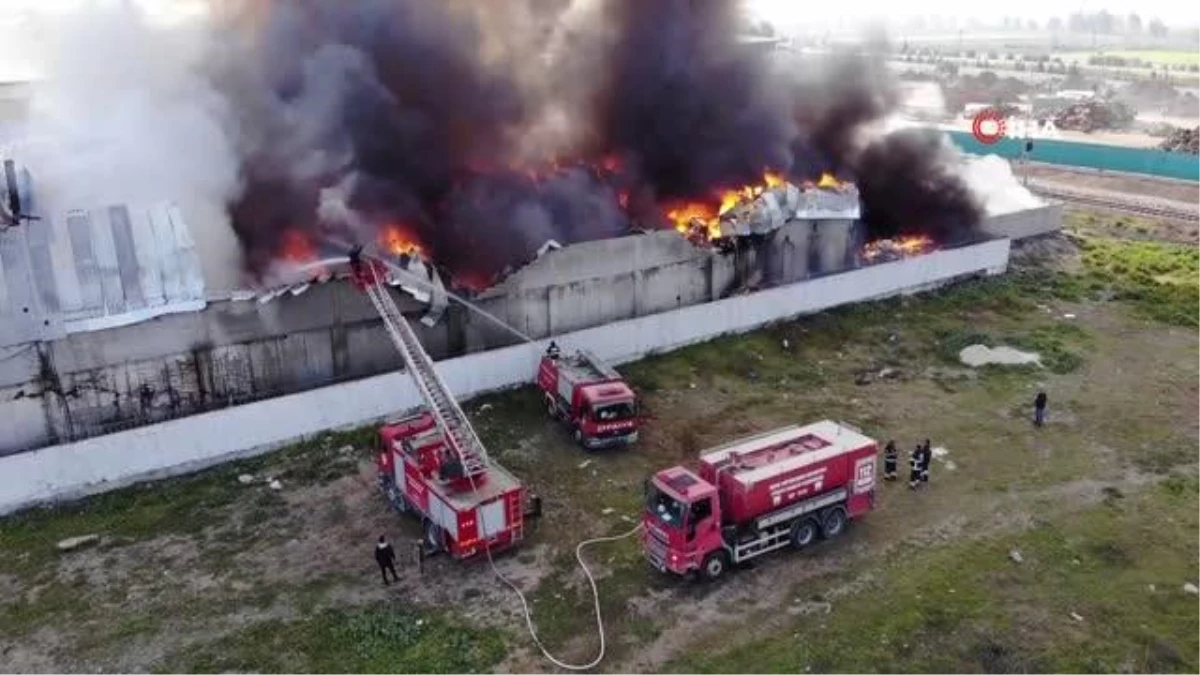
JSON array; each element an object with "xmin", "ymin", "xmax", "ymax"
[
  {"xmin": 745, "ymin": 0, "xmax": 1198, "ymax": 28},
  {"xmin": 2, "ymin": 0, "xmax": 1197, "ymax": 82}
]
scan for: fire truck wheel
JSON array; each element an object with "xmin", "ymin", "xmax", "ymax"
[
  {"xmin": 702, "ymin": 551, "xmax": 729, "ymax": 581},
  {"xmin": 821, "ymin": 507, "xmax": 848, "ymax": 538},
  {"xmin": 423, "ymin": 520, "xmax": 444, "ymax": 553},
  {"xmin": 790, "ymin": 518, "xmax": 819, "ymax": 549}
]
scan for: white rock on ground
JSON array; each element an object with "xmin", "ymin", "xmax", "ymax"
[
  {"xmin": 1184, "ymin": 582, "xmax": 1199, "ymax": 595},
  {"xmin": 1009, "ymin": 549, "xmax": 1024, "ymax": 564},
  {"xmin": 237, "ymin": 474, "xmax": 255, "ymax": 485},
  {"xmin": 57, "ymin": 534, "xmax": 101, "ymax": 552},
  {"xmin": 269, "ymin": 479, "xmax": 283, "ymax": 491},
  {"xmin": 959, "ymin": 344, "xmax": 1042, "ymax": 367}
]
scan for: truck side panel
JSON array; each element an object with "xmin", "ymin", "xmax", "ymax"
[
  {"xmin": 709, "ymin": 441, "xmax": 876, "ymax": 525},
  {"xmin": 846, "ymin": 448, "xmax": 877, "ymax": 518},
  {"xmin": 430, "ymin": 495, "xmax": 459, "ymax": 539}
]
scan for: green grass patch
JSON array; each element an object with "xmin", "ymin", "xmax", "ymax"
[
  {"xmin": 1057, "ymin": 50, "xmax": 1200, "ymax": 67},
  {"xmin": 0, "ymin": 426, "xmax": 375, "ymax": 578},
  {"xmin": 1079, "ymin": 236, "xmax": 1198, "ymax": 326},
  {"xmin": 672, "ymin": 475, "xmax": 1200, "ymax": 673},
  {"xmin": 160, "ymin": 604, "xmax": 506, "ymax": 673}
]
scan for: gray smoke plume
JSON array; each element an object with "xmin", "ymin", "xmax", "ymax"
[
  {"xmin": 13, "ymin": 2, "xmax": 244, "ymax": 291},
  {"xmin": 209, "ymin": 0, "xmax": 983, "ymax": 285}
]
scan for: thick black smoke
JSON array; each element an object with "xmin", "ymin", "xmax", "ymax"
[
  {"xmin": 855, "ymin": 129, "xmax": 985, "ymax": 244},
  {"xmin": 216, "ymin": 0, "xmax": 983, "ymax": 287}
]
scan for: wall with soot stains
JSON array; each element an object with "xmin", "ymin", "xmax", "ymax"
[
  {"xmin": 0, "ymin": 236, "xmax": 1014, "ymax": 516},
  {"xmin": 0, "ymin": 205, "xmax": 1060, "ymax": 457}
]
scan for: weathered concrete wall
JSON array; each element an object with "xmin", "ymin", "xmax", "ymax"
[
  {"xmin": 981, "ymin": 204, "xmax": 1063, "ymax": 240},
  {"xmin": 0, "ymin": 206, "xmax": 1060, "ymax": 456},
  {"xmin": 0, "ymin": 237, "xmax": 1011, "ymax": 515},
  {"xmin": 0, "ymin": 283, "xmax": 443, "ymax": 454}
]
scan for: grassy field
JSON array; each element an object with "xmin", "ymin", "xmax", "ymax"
[
  {"xmin": 0, "ymin": 212, "xmax": 1196, "ymax": 673},
  {"xmin": 1056, "ymin": 50, "xmax": 1200, "ymax": 67}
]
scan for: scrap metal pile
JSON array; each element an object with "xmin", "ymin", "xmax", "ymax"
[
  {"xmin": 1052, "ymin": 100, "xmax": 1136, "ymax": 133},
  {"xmin": 1158, "ymin": 127, "xmax": 1199, "ymax": 155}
]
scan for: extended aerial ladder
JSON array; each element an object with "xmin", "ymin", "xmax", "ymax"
[{"xmin": 349, "ymin": 248, "xmax": 489, "ymax": 484}]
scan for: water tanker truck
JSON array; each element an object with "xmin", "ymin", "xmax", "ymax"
[{"xmin": 643, "ymin": 420, "xmax": 878, "ymax": 580}]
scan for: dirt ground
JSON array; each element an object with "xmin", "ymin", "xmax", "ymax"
[
  {"xmin": 0, "ymin": 212, "xmax": 1197, "ymax": 673},
  {"xmin": 1021, "ymin": 164, "xmax": 1199, "ymax": 204}
]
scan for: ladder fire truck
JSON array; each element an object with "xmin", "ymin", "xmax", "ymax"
[{"xmin": 349, "ymin": 249, "xmax": 533, "ymax": 559}]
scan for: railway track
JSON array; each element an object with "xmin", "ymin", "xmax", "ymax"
[{"xmin": 1028, "ymin": 181, "xmax": 1199, "ymax": 221}]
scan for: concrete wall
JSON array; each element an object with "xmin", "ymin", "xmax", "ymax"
[
  {"xmin": 0, "ymin": 283, "xmax": 443, "ymax": 454},
  {"xmin": 0, "ymin": 238, "xmax": 1010, "ymax": 515},
  {"xmin": 0, "ymin": 206, "xmax": 1058, "ymax": 456},
  {"xmin": 981, "ymin": 204, "xmax": 1064, "ymax": 240}
]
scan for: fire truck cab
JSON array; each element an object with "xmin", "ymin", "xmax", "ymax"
[
  {"xmin": 643, "ymin": 421, "xmax": 878, "ymax": 580},
  {"xmin": 537, "ymin": 349, "xmax": 639, "ymax": 450}
]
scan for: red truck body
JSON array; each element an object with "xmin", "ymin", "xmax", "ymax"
[
  {"xmin": 643, "ymin": 421, "xmax": 878, "ymax": 580},
  {"xmin": 537, "ymin": 350, "xmax": 639, "ymax": 449},
  {"xmin": 376, "ymin": 412, "xmax": 526, "ymax": 559}
]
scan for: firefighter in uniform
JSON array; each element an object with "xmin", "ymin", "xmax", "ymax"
[
  {"xmin": 908, "ymin": 444, "xmax": 923, "ymax": 490},
  {"xmin": 919, "ymin": 439, "xmax": 932, "ymax": 485},
  {"xmin": 546, "ymin": 341, "xmax": 561, "ymax": 360},
  {"xmin": 882, "ymin": 440, "xmax": 898, "ymax": 481}
]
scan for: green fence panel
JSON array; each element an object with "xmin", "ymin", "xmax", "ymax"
[{"xmin": 945, "ymin": 130, "xmax": 1200, "ymax": 182}]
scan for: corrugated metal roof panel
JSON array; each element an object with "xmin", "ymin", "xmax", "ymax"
[{"xmin": 0, "ymin": 200, "xmax": 207, "ymax": 347}]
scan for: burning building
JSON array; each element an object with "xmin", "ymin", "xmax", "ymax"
[{"xmin": 0, "ymin": 0, "xmax": 1066, "ymax": 457}]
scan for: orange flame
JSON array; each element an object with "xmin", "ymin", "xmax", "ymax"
[
  {"xmin": 862, "ymin": 235, "xmax": 935, "ymax": 263},
  {"xmin": 279, "ymin": 230, "xmax": 316, "ymax": 263},
  {"xmin": 817, "ymin": 172, "xmax": 841, "ymax": 189},
  {"xmin": 664, "ymin": 171, "xmax": 784, "ymax": 242},
  {"xmin": 379, "ymin": 224, "xmax": 425, "ymax": 257}
]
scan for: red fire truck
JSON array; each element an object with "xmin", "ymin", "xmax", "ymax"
[
  {"xmin": 642, "ymin": 420, "xmax": 878, "ymax": 580},
  {"xmin": 349, "ymin": 250, "xmax": 532, "ymax": 559},
  {"xmin": 376, "ymin": 412, "xmax": 527, "ymax": 558},
  {"xmin": 537, "ymin": 349, "xmax": 639, "ymax": 449}
]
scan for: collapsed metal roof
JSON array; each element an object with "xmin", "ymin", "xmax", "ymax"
[
  {"xmin": 714, "ymin": 183, "xmax": 861, "ymax": 238},
  {"xmin": 0, "ymin": 200, "xmax": 206, "ymax": 347},
  {"xmin": 247, "ymin": 252, "xmax": 449, "ymax": 327}
]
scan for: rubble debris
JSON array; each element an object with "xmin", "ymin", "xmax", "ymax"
[
  {"xmin": 57, "ymin": 534, "xmax": 101, "ymax": 552},
  {"xmin": 601, "ymin": 508, "xmax": 615, "ymax": 515},
  {"xmin": 1070, "ymin": 612, "xmax": 1084, "ymax": 622},
  {"xmin": 1053, "ymin": 100, "xmax": 1135, "ymax": 133},
  {"xmin": 578, "ymin": 460, "xmax": 593, "ymax": 470},
  {"xmin": 1009, "ymin": 549, "xmax": 1024, "ymax": 564},
  {"xmin": 878, "ymin": 367, "xmax": 900, "ymax": 380},
  {"xmin": 1184, "ymin": 582, "xmax": 1199, "ymax": 595},
  {"xmin": 1159, "ymin": 127, "xmax": 1199, "ymax": 154},
  {"xmin": 854, "ymin": 372, "xmax": 873, "ymax": 386},
  {"xmin": 237, "ymin": 473, "xmax": 256, "ymax": 485},
  {"xmin": 338, "ymin": 445, "xmax": 354, "ymax": 455},
  {"xmin": 268, "ymin": 479, "xmax": 283, "ymax": 491}
]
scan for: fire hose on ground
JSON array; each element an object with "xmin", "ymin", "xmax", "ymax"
[{"xmin": 351, "ymin": 244, "xmax": 646, "ymax": 670}]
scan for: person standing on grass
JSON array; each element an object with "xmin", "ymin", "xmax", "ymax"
[
  {"xmin": 1034, "ymin": 391, "xmax": 1048, "ymax": 427},
  {"xmin": 919, "ymin": 440, "xmax": 932, "ymax": 486},
  {"xmin": 882, "ymin": 440, "xmax": 898, "ymax": 481},
  {"xmin": 908, "ymin": 444, "xmax": 923, "ymax": 490},
  {"xmin": 375, "ymin": 535, "xmax": 399, "ymax": 585}
]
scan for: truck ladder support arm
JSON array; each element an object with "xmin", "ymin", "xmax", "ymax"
[{"xmin": 363, "ymin": 264, "xmax": 489, "ymax": 478}]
